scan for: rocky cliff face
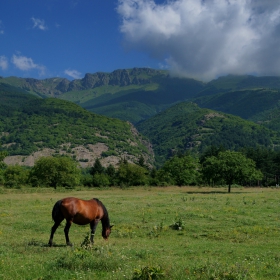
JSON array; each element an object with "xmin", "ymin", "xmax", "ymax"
[{"xmin": 7, "ymin": 68, "xmax": 166, "ymax": 96}]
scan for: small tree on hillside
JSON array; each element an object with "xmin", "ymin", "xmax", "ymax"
[{"xmin": 201, "ymin": 150, "xmax": 263, "ymax": 192}]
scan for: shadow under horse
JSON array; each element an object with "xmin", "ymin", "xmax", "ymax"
[{"xmin": 48, "ymin": 197, "xmax": 113, "ymax": 246}]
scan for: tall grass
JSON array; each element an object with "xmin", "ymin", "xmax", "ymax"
[{"xmin": 0, "ymin": 186, "xmax": 279, "ymax": 279}]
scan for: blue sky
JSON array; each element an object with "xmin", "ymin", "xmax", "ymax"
[
  {"xmin": 0, "ymin": 0, "xmax": 161, "ymax": 80},
  {"xmin": 1, "ymin": 0, "xmax": 280, "ymax": 81}
]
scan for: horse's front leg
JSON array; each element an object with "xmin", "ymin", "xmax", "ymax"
[
  {"xmin": 64, "ymin": 220, "xmax": 73, "ymax": 246},
  {"xmin": 90, "ymin": 219, "xmax": 100, "ymax": 243}
]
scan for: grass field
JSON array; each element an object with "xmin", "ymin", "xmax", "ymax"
[{"xmin": 0, "ymin": 186, "xmax": 279, "ymax": 279}]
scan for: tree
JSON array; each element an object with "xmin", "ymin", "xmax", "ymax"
[
  {"xmin": 29, "ymin": 156, "xmax": 81, "ymax": 188},
  {"xmin": 106, "ymin": 164, "xmax": 116, "ymax": 186},
  {"xmin": 0, "ymin": 151, "xmax": 8, "ymax": 184},
  {"xmin": 202, "ymin": 150, "xmax": 263, "ymax": 193},
  {"xmin": 0, "ymin": 151, "xmax": 8, "ymax": 169},
  {"xmin": 3, "ymin": 165, "xmax": 29, "ymax": 188},
  {"xmin": 117, "ymin": 162, "xmax": 148, "ymax": 187},
  {"xmin": 90, "ymin": 158, "xmax": 105, "ymax": 176},
  {"xmin": 157, "ymin": 154, "xmax": 200, "ymax": 186}
]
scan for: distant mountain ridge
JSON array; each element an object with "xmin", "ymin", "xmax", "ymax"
[
  {"xmin": 0, "ymin": 68, "xmax": 169, "ymax": 96},
  {"xmin": 1, "ymin": 68, "xmax": 206, "ymax": 123},
  {"xmin": 2, "ymin": 68, "xmax": 280, "ymax": 167}
]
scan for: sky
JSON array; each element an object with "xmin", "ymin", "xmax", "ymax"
[{"xmin": 1, "ymin": 0, "xmax": 280, "ymax": 82}]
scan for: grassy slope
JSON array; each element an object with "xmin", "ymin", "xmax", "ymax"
[
  {"xmin": 0, "ymin": 186, "xmax": 279, "ymax": 279},
  {"xmin": 193, "ymin": 88, "xmax": 280, "ymax": 120},
  {"xmin": 137, "ymin": 102, "xmax": 279, "ymax": 166}
]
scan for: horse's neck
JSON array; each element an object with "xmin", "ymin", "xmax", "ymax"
[{"xmin": 101, "ymin": 213, "xmax": 110, "ymax": 228}]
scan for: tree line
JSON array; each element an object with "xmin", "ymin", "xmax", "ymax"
[{"xmin": 1, "ymin": 146, "xmax": 280, "ymax": 193}]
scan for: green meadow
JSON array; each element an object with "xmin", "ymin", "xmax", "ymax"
[{"xmin": 0, "ymin": 186, "xmax": 279, "ymax": 279}]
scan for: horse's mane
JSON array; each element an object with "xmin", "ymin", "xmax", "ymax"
[{"xmin": 93, "ymin": 198, "xmax": 110, "ymax": 228}]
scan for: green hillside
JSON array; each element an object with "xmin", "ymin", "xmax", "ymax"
[
  {"xmin": 0, "ymin": 83, "xmax": 39, "ymax": 120},
  {"xmin": 194, "ymin": 88, "xmax": 280, "ymax": 119},
  {"xmin": 196, "ymin": 74, "xmax": 280, "ymax": 97},
  {"xmin": 136, "ymin": 102, "xmax": 280, "ymax": 166},
  {"xmin": 0, "ymin": 94, "xmax": 153, "ymax": 167}
]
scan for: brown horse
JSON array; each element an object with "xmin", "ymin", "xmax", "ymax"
[{"xmin": 48, "ymin": 197, "xmax": 112, "ymax": 246}]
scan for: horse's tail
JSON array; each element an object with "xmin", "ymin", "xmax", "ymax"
[{"xmin": 52, "ymin": 200, "xmax": 63, "ymax": 222}]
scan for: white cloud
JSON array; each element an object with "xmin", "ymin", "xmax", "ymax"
[
  {"xmin": 12, "ymin": 54, "xmax": 46, "ymax": 75},
  {"xmin": 0, "ymin": 56, "xmax": 8, "ymax": 70},
  {"xmin": 64, "ymin": 69, "xmax": 82, "ymax": 79},
  {"xmin": 31, "ymin": 17, "xmax": 48, "ymax": 30},
  {"xmin": 117, "ymin": 0, "xmax": 280, "ymax": 81}
]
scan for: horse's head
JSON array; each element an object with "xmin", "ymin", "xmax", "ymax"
[{"xmin": 102, "ymin": 225, "xmax": 113, "ymax": 240}]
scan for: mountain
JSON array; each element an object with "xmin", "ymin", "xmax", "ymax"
[
  {"xmin": 0, "ymin": 89, "xmax": 153, "ymax": 168},
  {"xmin": 136, "ymin": 102, "xmax": 280, "ymax": 166},
  {"xmin": 3, "ymin": 69, "xmax": 280, "ymax": 167},
  {"xmin": 0, "ymin": 68, "xmax": 205, "ymax": 123},
  {"xmin": 3, "ymin": 70, "xmax": 280, "ymax": 126}
]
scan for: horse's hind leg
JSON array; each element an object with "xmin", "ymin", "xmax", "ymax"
[
  {"xmin": 48, "ymin": 220, "xmax": 63, "ymax": 247},
  {"xmin": 64, "ymin": 220, "xmax": 73, "ymax": 246}
]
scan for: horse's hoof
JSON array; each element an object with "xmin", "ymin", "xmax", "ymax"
[
  {"xmin": 48, "ymin": 242, "xmax": 53, "ymax": 247},
  {"xmin": 67, "ymin": 242, "xmax": 73, "ymax": 247}
]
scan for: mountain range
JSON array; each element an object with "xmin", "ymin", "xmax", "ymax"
[{"xmin": 1, "ymin": 68, "xmax": 280, "ymax": 167}]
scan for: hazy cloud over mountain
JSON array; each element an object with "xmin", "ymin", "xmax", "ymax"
[
  {"xmin": 64, "ymin": 69, "xmax": 82, "ymax": 79},
  {"xmin": 117, "ymin": 0, "xmax": 280, "ymax": 81}
]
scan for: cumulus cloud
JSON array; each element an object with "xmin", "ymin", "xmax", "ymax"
[
  {"xmin": 64, "ymin": 69, "xmax": 82, "ymax": 79},
  {"xmin": 31, "ymin": 17, "xmax": 48, "ymax": 30},
  {"xmin": 117, "ymin": 0, "xmax": 280, "ymax": 81},
  {"xmin": 0, "ymin": 56, "xmax": 8, "ymax": 70},
  {"xmin": 12, "ymin": 54, "xmax": 46, "ymax": 75}
]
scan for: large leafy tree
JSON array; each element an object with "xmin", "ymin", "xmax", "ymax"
[
  {"xmin": 117, "ymin": 162, "xmax": 148, "ymax": 187},
  {"xmin": 157, "ymin": 154, "xmax": 200, "ymax": 186},
  {"xmin": 202, "ymin": 150, "xmax": 263, "ymax": 192},
  {"xmin": 29, "ymin": 156, "xmax": 81, "ymax": 188}
]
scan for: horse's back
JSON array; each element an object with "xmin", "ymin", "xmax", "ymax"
[{"xmin": 61, "ymin": 197, "xmax": 102, "ymax": 225}]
